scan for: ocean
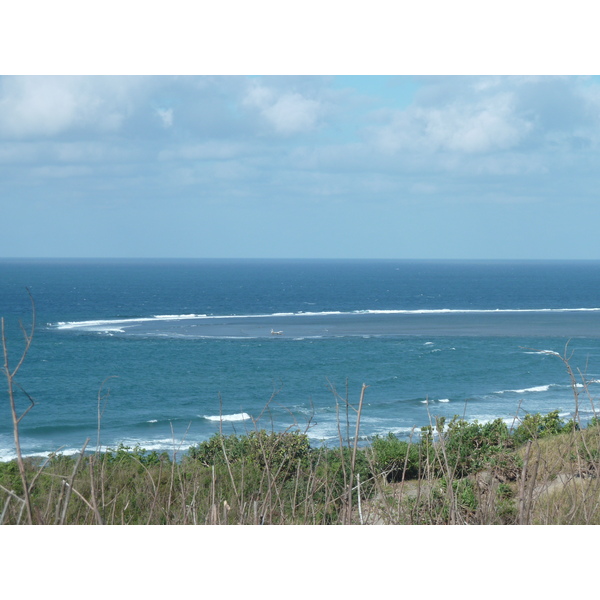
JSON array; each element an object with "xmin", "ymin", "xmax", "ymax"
[{"xmin": 2, "ymin": 258, "xmax": 600, "ymax": 461}]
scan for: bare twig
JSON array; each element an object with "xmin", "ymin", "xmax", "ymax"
[
  {"xmin": 1, "ymin": 288, "xmax": 36, "ymax": 524},
  {"xmin": 57, "ymin": 439, "xmax": 90, "ymax": 525}
]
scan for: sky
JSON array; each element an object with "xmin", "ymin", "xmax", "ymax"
[
  {"xmin": 2, "ymin": 74, "xmax": 600, "ymax": 260},
  {"xmin": 1, "ymin": 7, "xmax": 599, "ymax": 260}
]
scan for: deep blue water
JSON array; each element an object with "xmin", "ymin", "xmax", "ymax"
[{"xmin": 2, "ymin": 258, "xmax": 600, "ymax": 460}]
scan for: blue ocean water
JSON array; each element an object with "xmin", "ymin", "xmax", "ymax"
[{"xmin": 2, "ymin": 258, "xmax": 600, "ymax": 461}]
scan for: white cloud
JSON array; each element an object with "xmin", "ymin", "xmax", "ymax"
[
  {"xmin": 263, "ymin": 93, "xmax": 321, "ymax": 134},
  {"xmin": 0, "ymin": 76, "xmax": 147, "ymax": 139},
  {"xmin": 0, "ymin": 77, "xmax": 82, "ymax": 137},
  {"xmin": 243, "ymin": 81, "xmax": 321, "ymax": 135},
  {"xmin": 156, "ymin": 107, "xmax": 173, "ymax": 128},
  {"xmin": 368, "ymin": 76, "xmax": 600, "ymax": 164},
  {"xmin": 372, "ymin": 91, "xmax": 532, "ymax": 155}
]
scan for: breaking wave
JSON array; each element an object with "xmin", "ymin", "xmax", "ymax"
[
  {"xmin": 50, "ymin": 306, "xmax": 600, "ymax": 332},
  {"xmin": 503, "ymin": 385, "xmax": 553, "ymax": 394},
  {"xmin": 203, "ymin": 412, "xmax": 252, "ymax": 422}
]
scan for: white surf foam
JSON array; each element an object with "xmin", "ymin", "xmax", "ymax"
[
  {"xmin": 203, "ymin": 412, "xmax": 252, "ymax": 422},
  {"xmin": 0, "ymin": 446, "xmax": 89, "ymax": 462},
  {"xmin": 51, "ymin": 306, "xmax": 600, "ymax": 331},
  {"xmin": 502, "ymin": 385, "xmax": 552, "ymax": 394}
]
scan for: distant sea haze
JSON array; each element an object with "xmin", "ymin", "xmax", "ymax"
[{"xmin": 1, "ymin": 258, "xmax": 600, "ymax": 461}]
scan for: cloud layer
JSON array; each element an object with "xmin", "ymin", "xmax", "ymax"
[{"xmin": 2, "ymin": 75, "xmax": 600, "ymax": 258}]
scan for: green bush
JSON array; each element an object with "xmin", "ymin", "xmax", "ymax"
[
  {"xmin": 0, "ymin": 460, "xmax": 23, "ymax": 495},
  {"xmin": 103, "ymin": 443, "xmax": 171, "ymax": 470},
  {"xmin": 187, "ymin": 434, "xmax": 249, "ymax": 466},
  {"xmin": 429, "ymin": 416, "xmax": 512, "ymax": 477},
  {"xmin": 310, "ymin": 446, "xmax": 373, "ymax": 508},
  {"xmin": 371, "ymin": 433, "xmax": 420, "ymax": 482},
  {"xmin": 512, "ymin": 410, "xmax": 575, "ymax": 445},
  {"xmin": 421, "ymin": 477, "xmax": 480, "ymax": 524},
  {"xmin": 187, "ymin": 430, "xmax": 311, "ymax": 473},
  {"xmin": 447, "ymin": 478, "xmax": 478, "ymax": 515}
]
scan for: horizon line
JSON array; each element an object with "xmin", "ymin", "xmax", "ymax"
[{"xmin": 2, "ymin": 256, "xmax": 600, "ymax": 262}]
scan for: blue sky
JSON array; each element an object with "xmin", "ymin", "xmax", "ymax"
[{"xmin": 3, "ymin": 74, "xmax": 600, "ymax": 259}]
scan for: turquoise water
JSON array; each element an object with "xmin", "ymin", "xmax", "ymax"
[{"xmin": 2, "ymin": 258, "xmax": 600, "ymax": 460}]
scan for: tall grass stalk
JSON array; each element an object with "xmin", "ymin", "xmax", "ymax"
[{"xmin": 1, "ymin": 289, "xmax": 36, "ymax": 524}]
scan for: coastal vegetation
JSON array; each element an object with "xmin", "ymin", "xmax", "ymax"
[
  {"xmin": 2, "ymin": 407, "xmax": 600, "ymax": 525},
  {"xmin": 3, "ymin": 299, "xmax": 600, "ymax": 525}
]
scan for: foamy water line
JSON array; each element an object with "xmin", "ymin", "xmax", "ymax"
[{"xmin": 51, "ymin": 306, "xmax": 600, "ymax": 331}]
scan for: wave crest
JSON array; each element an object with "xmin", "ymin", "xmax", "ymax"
[
  {"xmin": 51, "ymin": 306, "xmax": 600, "ymax": 332},
  {"xmin": 203, "ymin": 412, "xmax": 252, "ymax": 422}
]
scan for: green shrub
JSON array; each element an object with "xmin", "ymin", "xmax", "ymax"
[
  {"xmin": 102, "ymin": 443, "xmax": 170, "ymax": 470},
  {"xmin": 588, "ymin": 416, "xmax": 600, "ymax": 428},
  {"xmin": 310, "ymin": 446, "xmax": 373, "ymax": 507},
  {"xmin": 430, "ymin": 416, "xmax": 512, "ymax": 477},
  {"xmin": 187, "ymin": 433, "xmax": 249, "ymax": 466},
  {"xmin": 449, "ymin": 478, "xmax": 478, "ymax": 515},
  {"xmin": 422, "ymin": 477, "xmax": 480, "ymax": 524},
  {"xmin": 0, "ymin": 460, "xmax": 23, "ymax": 495},
  {"xmin": 371, "ymin": 433, "xmax": 420, "ymax": 481},
  {"xmin": 247, "ymin": 430, "xmax": 311, "ymax": 471},
  {"xmin": 512, "ymin": 410, "xmax": 574, "ymax": 445},
  {"xmin": 187, "ymin": 430, "xmax": 311, "ymax": 474}
]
